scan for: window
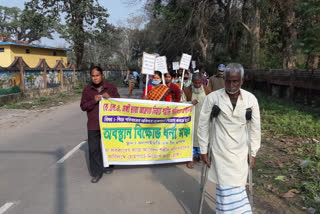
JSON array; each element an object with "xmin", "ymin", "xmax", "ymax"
[
  {"xmin": 0, "ymin": 48, "xmax": 4, "ymax": 52},
  {"xmin": 53, "ymin": 51, "xmax": 57, "ymax": 56},
  {"xmin": 26, "ymin": 49, "xmax": 30, "ymax": 54}
]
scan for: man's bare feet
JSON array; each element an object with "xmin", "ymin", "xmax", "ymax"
[{"xmin": 186, "ymin": 161, "xmax": 194, "ymax": 169}]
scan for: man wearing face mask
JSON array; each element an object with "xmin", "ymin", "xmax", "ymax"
[
  {"xmin": 80, "ymin": 66, "xmax": 120, "ymax": 183},
  {"xmin": 181, "ymin": 72, "xmax": 211, "ymax": 168},
  {"xmin": 182, "ymin": 72, "xmax": 192, "ymax": 89},
  {"xmin": 198, "ymin": 63, "xmax": 261, "ymax": 213}
]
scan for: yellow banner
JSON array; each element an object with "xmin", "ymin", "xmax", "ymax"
[{"xmin": 99, "ymin": 98, "xmax": 194, "ymax": 166}]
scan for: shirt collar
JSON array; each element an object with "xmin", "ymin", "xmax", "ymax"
[
  {"xmin": 192, "ymin": 85, "xmax": 204, "ymax": 94},
  {"xmin": 221, "ymin": 88, "xmax": 243, "ymax": 100},
  {"xmin": 89, "ymin": 80, "xmax": 108, "ymax": 90}
]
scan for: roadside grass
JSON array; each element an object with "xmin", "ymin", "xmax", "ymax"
[
  {"xmin": 254, "ymin": 92, "xmax": 320, "ymax": 212},
  {"xmin": 3, "ymin": 89, "xmax": 82, "ymax": 110},
  {"xmin": 1, "ymin": 81, "xmax": 124, "ymax": 109},
  {"xmin": 257, "ymin": 92, "xmax": 320, "ymax": 137}
]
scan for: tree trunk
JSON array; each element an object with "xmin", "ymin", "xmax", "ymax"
[
  {"xmin": 251, "ymin": 0, "xmax": 260, "ymax": 70},
  {"xmin": 279, "ymin": 0, "xmax": 297, "ymax": 69},
  {"xmin": 199, "ymin": 29, "xmax": 208, "ymax": 61},
  {"xmin": 306, "ymin": 54, "xmax": 320, "ymax": 69},
  {"xmin": 74, "ymin": 16, "xmax": 85, "ymax": 68},
  {"xmin": 75, "ymin": 42, "xmax": 84, "ymax": 68},
  {"xmin": 313, "ymin": 55, "xmax": 319, "ymax": 69}
]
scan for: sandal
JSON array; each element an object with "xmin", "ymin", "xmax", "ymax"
[{"xmin": 186, "ymin": 161, "xmax": 194, "ymax": 169}]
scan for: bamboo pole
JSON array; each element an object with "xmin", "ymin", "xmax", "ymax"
[{"xmin": 180, "ymin": 69, "xmax": 185, "ymax": 90}]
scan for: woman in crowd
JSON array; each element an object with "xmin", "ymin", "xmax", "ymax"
[
  {"xmin": 171, "ymin": 72, "xmax": 181, "ymax": 88},
  {"xmin": 164, "ymin": 72, "xmax": 182, "ymax": 102},
  {"xmin": 142, "ymin": 71, "xmax": 170, "ymax": 101}
]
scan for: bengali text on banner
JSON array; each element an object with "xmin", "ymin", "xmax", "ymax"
[{"xmin": 99, "ymin": 98, "xmax": 194, "ymax": 166}]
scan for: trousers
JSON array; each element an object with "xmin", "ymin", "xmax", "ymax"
[
  {"xmin": 128, "ymin": 82, "xmax": 135, "ymax": 97},
  {"xmin": 88, "ymin": 130, "xmax": 103, "ymax": 177}
]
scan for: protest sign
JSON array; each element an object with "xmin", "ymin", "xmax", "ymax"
[
  {"xmin": 155, "ymin": 56, "xmax": 168, "ymax": 74},
  {"xmin": 142, "ymin": 52, "xmax": 156, "ymax": 95},
  {"xmin": 192, "ymin": 60, "xmax": 196, "ymax": 69},
  {"xmin": 141, "ymin": 52, "xmax": 156, "ymax": 75},
  {"xmin": 179, "ymin": 53, "xmax": 192, "ymax": 89},
  {"xmin": 99, "ymin": 98, "xmax": 194, "ymax": 166},
  {"xmin": 179, "ymin": 54, "xmax": 192, "ymax": 70},
  {"xmin": 172, "ymin": 62, "xmax": 179, "ymax": 71}
]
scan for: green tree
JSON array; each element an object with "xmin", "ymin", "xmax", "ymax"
[
  {"xmin": 82, "ymin": 23, "xmax": 121, "ymax": 66},
  {"xmin": 296, "ymin": 0, "xmax": 320, "ymax": 69},
  {"xmin": 25, "ymin": 0, "xmax": 109, "ymax": 67},
  {"xmin": 0, "ymin": 6, "xmax": 54, "ymax": 42}
]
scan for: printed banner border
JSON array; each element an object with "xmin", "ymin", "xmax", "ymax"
[{"xmin": 99, "ymin": 98, "xmax": 195, "ymax": 167}]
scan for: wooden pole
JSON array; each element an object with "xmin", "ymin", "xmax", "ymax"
[
  {"xmin": 60, "ymin": 68, "xmax": 64, "ymax": 88},
  {"xmin": 19, "ymin": 57, "xmax": 25, "ymax": 92},
  {"xmin": 180, "ymin": 69, "xmax": 185, "ymax": 90},
  {"xmin": 162, "ymin": 73, "xmax": 166, "ymax": 86},
  {"xmin": 43, "ymin": 67, "xmax": 47, "ymax": 89},
  {"xmin": 145, "ymin": 74, "xmax": 149, "ymax": 97},
  {"xmin": 72, "ymin": 67, "xmax": 76, "ymax": 87}
]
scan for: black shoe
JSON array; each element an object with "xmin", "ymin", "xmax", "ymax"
[
  {"xmin": 91, "ymin": 174, "xmax": 102, "ymax": 183},
  {"xmin": 104, "ymin": 165, "xmax": 114, "ymax": 174}
]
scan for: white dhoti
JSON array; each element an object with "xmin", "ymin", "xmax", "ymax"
[{"xmin": 216, "ymin": 185, "xmax": 252, "ymax": 214}]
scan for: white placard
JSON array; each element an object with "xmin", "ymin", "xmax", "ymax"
[
  {"xmin": 155, "ymin": 56, "xmax": 168, "ymax": 74},
  {"xmin": 141, "ymin": 52, "xmax": 156, "ymax": 75},
  {"xmin": 192, "ymin": 60, "xmax": 196, "ymax": 69},
  {"xmin": 179, "ymin": 53, "xmax": 192, "ymax": 70},
  {"xmin": 172, "ymin": 62, "xmax": 179, "ymax": 70}
]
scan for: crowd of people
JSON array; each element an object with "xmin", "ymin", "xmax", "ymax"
[
  {"xmin": 80, "ymin": 63, "xmax": 261, "ymax": 213},
  {"xmin": 136, "ymin": 65, "xmax": 226, "ymax": 168}
]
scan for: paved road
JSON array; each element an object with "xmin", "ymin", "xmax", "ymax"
[{"xmin": 0, "ymin": 88, "xmax": 216, "ymax": 214}]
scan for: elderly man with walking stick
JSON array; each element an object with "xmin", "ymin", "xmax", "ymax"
[{"xmin": 197, "ymin": 63, "xmax": 261, "ymax": 213}]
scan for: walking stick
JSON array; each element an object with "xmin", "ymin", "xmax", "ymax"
[
  {"xmin": 198, "ymin": 105, "xmax": 220, "ymax": 214},
  {"xmin": 246, "ymin": 108, "xmax": 254, "ymax": 208}
]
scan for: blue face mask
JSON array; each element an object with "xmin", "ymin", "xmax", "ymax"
[{"xmin": 152, "ymin": 80, "xmax": 161, "ymax": 85}]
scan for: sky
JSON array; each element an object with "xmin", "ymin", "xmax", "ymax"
[{"xmin": 0, "ymin": 0, "xmax": 145, "ymax": 47}]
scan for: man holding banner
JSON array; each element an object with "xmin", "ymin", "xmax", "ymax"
[{"xmin": 80, "ymin": 66, "xmax": 120, "ymax": 183}]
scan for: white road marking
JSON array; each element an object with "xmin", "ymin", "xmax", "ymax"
[
  {"xmin": 56, "ymin": 141, "xmax": 86, "ymax": 164},
  {"xmin": 0, "ymin": 201, "xmax": 18, "ymax": 214}
]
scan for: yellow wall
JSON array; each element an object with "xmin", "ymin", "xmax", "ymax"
[
  {"xmin": 0, "ymin": 45, "xmax": 13, "ymax": 67},
  {"xmin": 0, "ymin": 45, "xmax": 67, "ymax": 68}
]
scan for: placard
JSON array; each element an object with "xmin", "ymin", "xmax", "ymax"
[
  {"xmin": 192, "ymin": 60, "xmax": 196, "ymax": 69},
  {"xmin": 172, "ymin": 62, "xmax": 180, "ymax": 70},
  {"xmin": 179, "ymin": 54, "xmax": 192, "ymax": 70},
  {"xmin": 141, "ymin": 52, "xmax": 156, "ymax": 75},
  {"xmin": 155, "ymin": 56, "xmax": 168, "ymax": 74}
]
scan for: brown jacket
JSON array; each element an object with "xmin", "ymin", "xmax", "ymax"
[
  {"xmin": 208, "ymin": 76, "xmax": 225, "ymax": 92},
  {"xmin": 183, "ymin": 85, "xmax": 211, "ymax": 101},
  {"xmin": 80, "ymin": 81, "xmax": 120, "ymax": 130}
]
